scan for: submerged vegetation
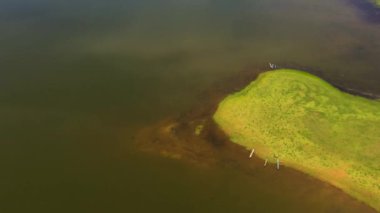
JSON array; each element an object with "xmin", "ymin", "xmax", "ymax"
[{"xmin": 214, "ymin": 69, "xmax": 380, "ymax": 211}]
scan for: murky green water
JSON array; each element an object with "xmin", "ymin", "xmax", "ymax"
[{"xmin": 1, "ymin": 0, "xmax": 380, "ymax": 212}]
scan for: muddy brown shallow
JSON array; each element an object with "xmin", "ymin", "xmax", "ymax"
[{"xmin": 135, "ymin": 67, "xmax": 377, "ymax": 212}]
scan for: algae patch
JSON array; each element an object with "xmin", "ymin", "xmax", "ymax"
[
  {"xmin": 213, "ymin": 69, "xmax": 380, "ymax": 211},
  {"xmin": 375, "ymin": 0, "xmax": 380, "ymax": 7},
  {"xmin": 195, "ymin": 124, "xmax": 204, "ymax": 136}
]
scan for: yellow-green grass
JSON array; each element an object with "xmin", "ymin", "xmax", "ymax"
[
  {"xmin": 376, "ymin": 0, "xmax": 380, "ymax": 7},
  {"xmin": 214, "ymin": 69, "xmax": 380, "ymax": 211}
]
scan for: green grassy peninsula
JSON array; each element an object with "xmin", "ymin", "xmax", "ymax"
[{"xmin": 214, "ymin": 69, "xmax": 380, "ymax": 211}]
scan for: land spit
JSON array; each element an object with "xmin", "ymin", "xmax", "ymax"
[{"xmin": 135, "ymin": 65, "xmax": 377, "ymax": 212}]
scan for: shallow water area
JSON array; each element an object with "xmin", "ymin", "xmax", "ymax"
[{"xmin": 1, "ymin": 0, "xmax": 380, "ymax": 212}]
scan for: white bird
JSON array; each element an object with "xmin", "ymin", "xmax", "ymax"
[{"xmin": 269, "ymin": 63, "xmax": 276, "ymax": 69}]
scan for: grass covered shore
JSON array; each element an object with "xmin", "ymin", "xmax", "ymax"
[{"xmin": 214, "ymin": 69, "xmax": 380, "ymax": 211}]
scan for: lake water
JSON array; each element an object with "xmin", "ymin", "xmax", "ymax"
[{"xmin": 1, "ymin": 0, "xmax": 380, "ymax": 212}]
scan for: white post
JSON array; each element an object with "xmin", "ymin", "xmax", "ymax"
[
  {"xmin": 276, "ymin": 158, "xmax": 280, "ymax": 170},
  {"xmin": 249, "ymin": 148, "xmax": 255, "ymax": 158}
]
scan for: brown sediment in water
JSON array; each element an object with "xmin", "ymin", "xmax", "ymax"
[{"xmin": 134, "ymin": 65, "xmax": 377, "ymax": 212}]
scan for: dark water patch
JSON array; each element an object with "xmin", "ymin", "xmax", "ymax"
[
  {"xmin": 270, "ymin": 62, "xmax": 380, "ymax": 99},
  {"xmin": 347, "ymin": 0, "xmax": 380, "ymax": 23},
  {"xmin": 332, "ymin": 84, "xmax": 380, "ymax": 99}
]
